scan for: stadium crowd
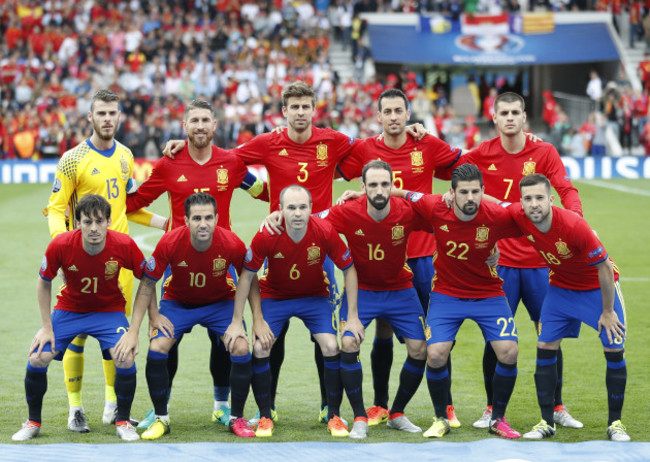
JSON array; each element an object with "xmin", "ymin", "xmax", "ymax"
[{"xmin": 1, "ymin": 0, "xmax": 645, "ymax": 161}]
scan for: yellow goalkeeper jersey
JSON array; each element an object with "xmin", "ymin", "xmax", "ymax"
[{"xmin": 46, "ymin": 139, "xmax": 152, "ymax": 237}]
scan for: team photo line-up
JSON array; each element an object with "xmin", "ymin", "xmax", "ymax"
[{"xmin": 11, "ymin": 83, "xmax": 628, "ymax": 443}]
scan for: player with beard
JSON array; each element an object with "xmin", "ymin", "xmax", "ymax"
[
  {"xmin": 125, "ymin": 99, "xmax": 268, "ymax": 429},
  {"xmin": 506, "ymin": 174, "xmax": 629, "ymax": 442},
  {"xmin": 437, "ymin": 92, "xmax": 584, "ymax": 430},
  {"xmin": 44, "ymin": 89, "xmax": 166, "ymax": 433},
  {"xmin": 395, "ymin": 164, "xmax": 523, "ymax": 440}
]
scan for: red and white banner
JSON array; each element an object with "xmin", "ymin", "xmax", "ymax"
[{"xmin": 460, "ymin": 13, "xmax": 510, "ymax": 36}]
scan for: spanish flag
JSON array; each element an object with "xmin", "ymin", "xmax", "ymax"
[{"xmin": 522, "ymin": 12, "xmax": 554, "ymax": 34}]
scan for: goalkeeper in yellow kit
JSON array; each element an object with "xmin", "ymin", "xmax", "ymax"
[{"xmin": 45, "ymin": 89, "xmax": 167, "ymax": 432}]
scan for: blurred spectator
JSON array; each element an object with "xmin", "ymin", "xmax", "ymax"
[{"xmin": 586, "ymin": 70, "xmax": 603, "ymax": 110}]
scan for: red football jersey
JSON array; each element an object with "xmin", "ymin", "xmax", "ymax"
[
  {"xmin": 508, "ymin": 204, "xmax": 618, "ymax": 290},
  {"xmin": 244, "ymin": 218, "xmax": 353, "ymax": 299},
  {"xmin": 125, "ymin": 144, "xmax": 249, "ymax": 231},
  {"xmin": 337, "ymin": 134, "xmax": 461, "ymax": 259},
  {"xmin": 443, "ymin": 137, "xmax": 582, "ymax": 268},
  {"xmin": 319, "ymin": 196, "xmax": 431, "ymax": 291},
  {"xmin": 39, "ymin": 230, "xmax": 145, "ymax": 313},
  {"xmin": 407, "ymin": 193, "xmax": 521, "ymax": 298},
  {"xmin": 144, "ymin": 226, "xmax": 246, "ymax": 305},
  {"xmin": 235, "ymin": 127, "xmax": 356, "ymax": 213}
]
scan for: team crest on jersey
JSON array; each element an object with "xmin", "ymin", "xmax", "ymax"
[
  {"xmin": 522, "ymin": 160, "xmax": 536, "ymax": 176},
  {"xmin": 213, "ymin": 257, "xmax": 227, "ymax": 276},
  {"xmin": 41, "ymin": 256, "xmax": 47, "ymax": 271},
  {"xmin": 120, "ymin": 157, "xmax": 129, "ymax": 180},
  {"xmin": 410, "ymin": 151, "xmax": 423, "ymax": 167},
  {"xmin": 213, "ymin": 258, "xmax": 226, "ymax": 271},
  {"xmin": 217, "ymin": 168, "xmax": 228, "ymax": 185},
  {"xmin": 392, "ymin": 225, "xmax": 404, "ymax": 240},
  {"xmin": 105, "ymin": 259, "xmax": 119, "ymax": 279},
  {"xmin": 316, "ymin": 144, "xmax": 328, "ymax": 160},
  {"xmin": 475, "ymin": 226, "xmax": 489, "ymax": 242},
  {"xmin": 307, "ymin": 245, "xmax": 321, "ymax": 263},
  {"xmin": 555, "ymin": 240, "xmax": 572, "ymax": 257}
]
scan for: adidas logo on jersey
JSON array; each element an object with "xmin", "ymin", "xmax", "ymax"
[
  {"xmin": 178, "ymin": 261, "xmax": 188, "ymax": 267},
  {"xmin": 527, "ymin": 235, "xmax": 535, "ymax": 242},
  {"xmin": 177, "ymin": 175, "xmax": 188, "ymax": 182},
  {"xmin": 278, "ymin": 149, "xmax": 289, "ymax": 156},
  {"xmin": 488, "ymin": 164, "xmax": 497, "ymax": 171},
  {"xmin": 273, "ymin": 252, "xmax": 284, "ymax": 258},
  {"xmin": 68, "ymin": 265, "xmax": 79, "ymax": 271},
  {"xmin": 439, "ymin": 225, "xmax": 449, "ymax": 232},
  {"xmin": 355, "ymin": 229, "xmax": 365, "ymax": 236},
  {"xmin": 91, "ymin": 168, "xmax": 100, "ymax": 175}
]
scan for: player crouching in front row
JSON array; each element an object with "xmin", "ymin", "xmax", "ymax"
[
  {"xmin": 13, "ymin": 195, "xmax": 144, "ymax": 442},
  {"xmin": 119, "ymin": 192, "xmax": 259, "ymax": 439}
]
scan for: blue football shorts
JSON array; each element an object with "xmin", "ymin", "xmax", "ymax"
[
  {"xmin": 340, "ymin": 287, "xmax": 425, "ymax": 340},
  {"xmin": 538, "ymin": 282, "xmax": 626, "ymax": 349},
  {"xmin": 426, "ymin": 292, "xmax": 518, "ymax": 345}
]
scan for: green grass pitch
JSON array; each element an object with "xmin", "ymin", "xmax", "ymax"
[{"xmin": 0, "ymin": 178, "xmax": 648, "ymax": 444}]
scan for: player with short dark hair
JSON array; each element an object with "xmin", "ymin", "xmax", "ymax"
[
  {"xmin": 505, "ymin": 174, "xmax": 630, "ymax": 442},
  {"xmin": 12, "ymin": 195, "xmax": 146, "ymax": 442},
  {"xmin": 439, "ymin": 91, "xmax": 584, "ymax": 429},
  {"xmin": 125, "ymin": 99, "xmax": 268, "ymax": 428},
  {"xmin": 231, "ymin": 185, "xmax": 363, "ymax": 438},
  {"xmin": 396, "ymin": 164, "xmax": 523, "ymax": 439},
  {"xmin": 317, "ymin": 160, "xmax": 429, "ymax": 438},
  {"xmin": 44, "ymin": 89, "xmax": 166, "ymax": 432},
  {"xmin": 117, "ymin": 193, "xmax": 257, "ymax": 439}
]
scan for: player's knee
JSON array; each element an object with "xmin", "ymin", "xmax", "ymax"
[
  {"xmin": 406, "ymin": 340, "xmax": 427, "ymax": 360},
  {"xmin": 29, "ymin": 353, "xmax": 53, "ymax": 368},
  {"xmin": 426, "ymin": 345, "xmax": 449, "ymax": 368},
  {"xmin": 149, "ymin": 337, "xmax": 173, "ymax": 354},
  {"xmin": 320, "ymin": 336, "xmax": 339, "ymax": 356},
  {"xmin": 114, "ymin": 356, "xmax": 135, "ymax": 369},
  {"xmin": 496, "ymin": 342, "xmax": 518, "ymax": 364},
  {"xmin": 375, "ymin": 318, "xmax": 393, "ymax": 339},
  {"xmin": 231, "ymin": 337, "xmax": 250, "ymax": 356},
  {"xmin": 253, "ymin": 340, "xmax": 271, "ymax": 358},
  {"xmin": 341, "ymin": 335, "xmax": 359, "ymax": 353}
]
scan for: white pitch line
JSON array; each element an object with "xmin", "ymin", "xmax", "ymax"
[
  {"xmin": 575, "ymin": 179, "xmax": 650, "ymax": 197},
  {"xmin": 620, "ymin": 277, "xmax": 650, "ymax": 282}
]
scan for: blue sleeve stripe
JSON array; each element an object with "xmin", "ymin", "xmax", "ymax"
[
  {"xmin": 339, "ymin": 261, "xmax": 354, "ymax": 271},
  {"xmin": 242, "ymin": 263, "xmax": 260, "ymax": 273},
  {"xmin": 39, "ymin": 272, "xmax": 54, "ymax": 281},
  {"xmin": 443, "ymin": 149, "xmax": 463, "ymax": 169},
  {"xmin": 337, "ymin": 164, "xmax": 352, "ymax": 181},
  {"xmin": 587, "ymin": 254, "xmax": 608, "ymax": 266},
  {"xmin": 143, "ymin": 272, "xmax": 160, "ymax": 282}
]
